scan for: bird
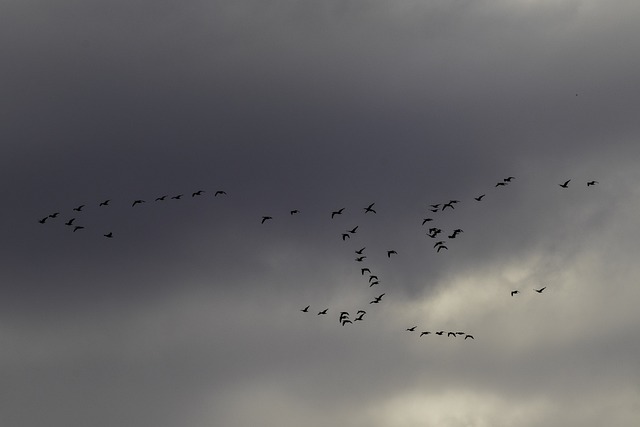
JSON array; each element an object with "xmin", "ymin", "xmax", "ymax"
[
  {"xmin": 442, "ymin": 202, "xmax": 455, "ymax": 210},
  {"xmin": 261, "ymin": 216, "xmax": 272, "ymax": 224},
  {"xmin": 364, "ymin": 203, "xmax": 376, "ymax": 213},
  {"xmin": 534, "ymin": 286, "xmax": 547, "ymax": 293},
  {"xmin": 354, "ymin": 312, "xmax": 366, "ymax": 321},
  {"xmin": 430, "ymin": 204, "xmax": 440, "ymax": 209},
  {"xmin": 356, "ymin": 310, "xmax": 366, "ymax": 315},
  {"xmin": 132, "ymin": 199, "xmax": 145, "ymax": 207},
  {"xmin": 448, "ymin": 233, "xmax": 458, "ymax": 239},
  {"xmin": 73, "ymin": 205, "xmax": 85, "ymax": 211},
  {"xmin": 103, "ymin": 232, "xmax": 113, "ymax": 238},
  {"xmin": 435, "ymin": 331, "xmax": 444, "ymax": 336},
  {"xmin": 99, "ymin": 200, "xmax": 110, "ymax": 206},
  {"xmin": 422, "ymin": 218, "xmax": 433, "ymax": 225},
  {"xmin": 38, "ymin": 216, "xmax": 48, "ymax": 224},
  {"xmin": 407, "ymin": 326, "xmax": 417, "ymax": 332},
  {"xmin": 587, "ymin": 180, "xmax": 599, "ymax": 186},
  {"xmin": 464, "ymin": 334, "xmax": 475, "ymax": 340},
  {"xmin": 355, "ymin": 256, "xmax": 366, "ymax": 262},
  {"xmin": 436, "ymin": 245, "xmax": 448, "ymax": 252},
  {"xmin": 429, "ymin": 208, "xmax": 439, "ymax": 213},
  {"xmin": 171, "ymin": 194, "xmax": 183, "ymax": 200},
  {"xmin": 370, "ymin": 293, "xmax": 385, "ymax": 304},
  {"xmin": 318, "ymin": 309, "xmax": 328, "ymax": 315},
  {"xmin": 361, "ymin": 268, "xmax": 371, "ymax": 275},
  {"xmin": 420, "ymin": 331, "xmax": 431, "ymax": 337},
  {"xmin": 192, "ymin": 190, "xmax": 204, "ymax": 197},
  {"xmin": 387, "ymin": 250, "xmax": 397, "ymax": 258},
  {"xmin": 511, "ymin": 290, "xmax": 520, "ymax": 296},
  {"xmin": 339, "ymin": 312, "xmax": 350, "ymax": 320},
  {"xmin": 64, "ymin": 218, "xmax": 75, "ymax": 226},
  {"xmin": 48, "ymin": 212, "xmax": 59, "ymax": 218},
  {"xmin": 453, "ymin": 228, "xmax": 463, "ymax": 234},
  {"xmin": 455, "ymin": 331, "xmax": 465, "ymax": 335},
  {"xmin": 155, "ymin": 195, "xmax": 167, "ymax": 201},
  {"xmin": 301, "ymin": 305, "xmax": 310, "ymax": 313},
  {"xmin": 355, "ymin": 247, "xmax": 366, "ymax": 255},
  {"xmin": 369, "ymin": 275, "xmax": 378, "ymax": 282},
  {"xmin": 434, "ymin": 241, "xmax": 446, "ymax": 248},
  {"xmin": 290, "ymin": 210, "xmax": 299, "ymax": 215},
  {"xmin": 495, "ymin": 182, "xmax": 506, "ymax": 187},
  {"xmin": 504, "ymin": 176, "xmax": 515, "ymax": 182},
  {"xmin": 73, "ymin": 226, "xmax": 84, "ymax": 232},
  {"xmin": 347, "ymin": 226, "xmax": 358, "ymax": 234},
  {"xmin": 331, "ymin": 208, "xmax": 345, "ymax": 218},
  {"xmin": 341, "ymin": 233, "xmax": 350, "ymax": 241},
  {"xmin": 474, "ymin": 194, "xmax": 485, "ymax": 201},
  {"xmin": 447, "ymin": 332, "xmax": 456, "ymax": 337},
  {"xmin": 369, "ymin": 281, "xmax": 379, "ymax": 287},
  {"xmin": 559, "ymin": 179, "xmax": 571, "ymax": 188},
  {"xmin": 214, "ymin": 190, "xmax": 227, "ymax": 197},
  {"xmin": 341, "ymin": 319, "xmax": 353, "ymax": 326}
]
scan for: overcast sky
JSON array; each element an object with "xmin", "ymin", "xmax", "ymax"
[{"xmin": 2, "ymin": 0, "xmax": 640, "ymax": 426}]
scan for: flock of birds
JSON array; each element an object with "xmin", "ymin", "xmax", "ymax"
[{"xmin": 38, "ymin": 177, "xmax": 600, "ymax": 339}]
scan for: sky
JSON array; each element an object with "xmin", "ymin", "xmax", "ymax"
[{"xmin": 2, "ymin": 0, "xmax": 640, "ymax": 426}]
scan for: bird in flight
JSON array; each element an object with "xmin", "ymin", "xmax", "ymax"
[
  {"xmin": 341, "ymin": 233, "xmax": 350, "ymax": 241},
  {"xmin": 339, "ymin": 312, "xmax": 350, "ymax": 320},
  {"xmin": 73, "ymin": 205, "xmax": 85, "ymax": 212},
  {"xmin": 301, "ymin": 305, "xmax": 310, "ymax": 313},
  {"xmin": 331, "ymin": 208, "xmax": 345, "ymax": 218},
  {"xmin": 430, "ymin": 204, "xmax": 440, "ymax": 209},
  {"xmin": 406, "ymin": 326, "xmax": 417, "ymax": 332},
  {"xmin": 364, "ymin": 203, "xmax": 376, "ymax": 214},
  {"xmin": 495, "ymin": 182, "xmax": 506, "ymax": 187},
  {"xmin": 369, "ymin": 281, "xmax": 379, "ymax": 287},
  {"xmin": 341, "ymin": 319, "xmax": 353, "ymax": 326},
  {"xmin": 38, "ymin": 217, "xmax": 48, "ymax": 224},
  {"xmin": 587, "ymin": 180, "xmax": 599, "ymax": 186},
  {"xmin": 99, "ymin": 200, "xmax": 110, "ymax": 206},
  {"xmin": 370, "ymin": 293, "xmax": 385, "ymax": 304},
  {"xmin": 447, "ymin": 332, "xmax": 456, "ymax": 337},
  {"xmin": 48, "ymin": 212, "xmax": 60, "ymax": 218},
  {"xmin": 435, "ymin": 331, "xmax": 444, "ymax": 336},
  {"xmin": 347, "ymin": 226, "xmax": 358, "ymax": 234},
  {"xmin": 261, "ymin": 216, "xmax": 272, "ymax": 224},
  {"xmin": 355, "ymin": 247, "xmax": 366, "ymax": 255},
  {"xmin": 171, "ymin": 194, "xmax": 183, "ymax": 200},
  {"xmin": 434, "ymin": 241, "xmax": 446, "ymax": 248},
  {"xmin": 361, "ymin": 268, "xmax": 371, "ymax": 275},
  {"xmin": 422, "ymin": 218, "xmax": 433, "ymax": 225},
  {"xmin": 214, "ymin": 190, "xmax": 227, "ymax": 197},
  {"xmin": 355, "ymin": 256, "xmax": 366, "ymax": 262},
  {"xmin": 436, "ymin": 245, "xmax": 448, "ymax": 252},
  {"xmin": 65, "ymin": 218, "xmax": 75, "ymax": 226},
  {"xmin": 318, "ymin": 309, "xmax": 328, "ymax": 315},
  {"xmin": 534, "ymin": 286, "xmax": 547, "ymax": 293},
  {"xmin": 155, "ymin": 195, "xmax": 167, "ymax": 201},
  {"xmin": 103, "ymin": 232, "xmax": 113, "ymax": 238},
  {"xmin": 290, "ymin": 210, "xmax": 299, "ymax": 215},
  {"xmin": 132, "ymin": 200, "xmax": 145, "ymax": 207},
  {"xmin": 504, "ymin": 176, "xmax": 515, "ymax": 182},
  {"xmin": 464, "ymin": 334, "xmax": 475, "ymax": 340},
  {"xmin": 192, "ymin": 190, "xmax": 204, "ymax": 197},
  {"xmin": 511, "ymin": 290, "xmax": 520, "ymax": 296},
  {"xmin": 559, "ymin": 179, "xmax": 571, "ymax": 188},
  {"xmin": 368, "ymin": 275, "xmax": 378, "ymax": 283},
  {"xmin": 420, "ymin": 331, "xmax": 431, "ymax": 337},
  {"xmin": 429, "ymin": 208, "xmax": 439, "ymax": 213},
  {"xmin": 73, "ymin": 226, "xmax": 84, "ymax": 232},
  {"xmin": 354, "ymin": 311, "xmax": 366, "ymax": 321},
  {"xmin": 442, "ymin": 202, "xmax": 455, "ymax": 210},
  {"xmin": 474, "ymin": 194, "xmax": 485, "ymax": 201},
  {"xmin": 387, "ymin": 250, "xmax": 397, "ymax": 258}
]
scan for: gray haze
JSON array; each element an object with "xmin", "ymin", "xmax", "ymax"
[{"xmin": 2, "ymin": 0, "xmax": 640, "ymax": 426}]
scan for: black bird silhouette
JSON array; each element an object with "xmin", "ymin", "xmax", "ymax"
[
  {"xmin": 455, "ymin": 331, "xmax": 465, "ymax": 335},
  {"xmin": 447, "ymin": 332, "xmax": 456, "ymax": 337},
  {"xmin": 407, "ymin": 326, "xmax": 417, "ymax": 332},
  {"xmin": 103, "ymin": 232, "xmax": 113, "ymax": 238},
  {"xmin": 65, "ymin": 218, "xmax": 75, "ymax": 226},
  {"xmin": 38, "ymin": 216, "xmax": 48, "ymax": 224},
  {"xmin": 354, "ymin": 312, "xmax": 366, "ymax": 321},
  {"xmin": 504, "ymin": 177, "xmax": 515, "ymax": 182},
  {"xmin": 347, "ymin": 226, "xmax": 358, "ymax": 234},
  {"xmin": 301, "ymin": 305, "xmax": 310, "ymax": 313},
  {"xmin": 341, "ymin": 319, "xmax": 353, "ymax": 326},
  {"xmin": 48, "ymin": 212, "xmax": 60, "ymax": 218},
  {"xmin": 341, "ymin": 233, "xmax": 350, "ymax": 241},
  {"xmin": 435, "ymin": 331, "xmax": 444, "ymax": 335},
  {"xmin": 290, "ymin": 210, "xmax": 299, "ymax": 215},
  {"xmin": 171, "ymin": 194, "xmax": 183, "ymax": 200},
  {"xmin": 436, "ymin": 245, "xmax": 448, "ymax": 252},
  {"xmin": 355, "ymin": 256, "xmax": 366, "ymax": 262},
  {"xmin": 361, "ymin": 268, "xmax": 371, "ymax": 275},
  {"xmin": 387, "ymin": 250, "xmax": 397, "ymax": 258},
  {"xmin": 356, "ymin": 310, "xmax": 366, "ymax": 315},
  {"xmin": 430, "ymin": 204, "xmax": 440, "ymax": 209},
  {"xmin": 559, "ymin": 179, "xmax": 571, "ymax": 188},
  {"xmin": 370, "ymin": 293, "xmax": 385, "ymax": 304},
  {"xmin": 132, "ymin": 200, "xmax": 145, "ymax": 207},
  {"xmin": 511, "ymin": 290, "xmax": 520, "ymax": 296},
  {"xmin": 422, "ymin": 218, "xmax": 433, "ymax": 225},
  {"xmin": 474, "ymin": 194, "xmax": 485, "ymax": 201},
  {"xmin": 434, "ymin": 241, "xmax": 446, "ymax": 248},
  {"xmin": 453, "ymin": 228, "xmax": 463, "ymax": 234},
  {"xmin": 214, "ymin": 190, "xmax": 226, "ymax": 196},
  {"xmin": 448, "ymin": 233, "xmax": 458, "ymax": 239},
  {"xmin": 261, "ymin": 216, "xmax": 272, "ymax": 224},
  {"xmin": 331, "ymin": 208, "xmax": 345, "ymax": 218},
  {"xmin": 155, "ymin": 195, "xmax": 167, "ymax": 201},
  {"xmin": 99, "ymin": 200, "xmax": 110, "ymax": 206},
  {"xmin": 318, "ymin": 309, "xmax": 328, "ymax": 315},
  {"xmin": 587, "ymin": 180, "xmax": 599, "ymax": 186},
  {"xmin": 420, "ymin": 331, "xmax": 431, "ymax": 337},
  {"xmin": 429, "ymin": 208, "xmax": 439, "ymax": 213},
  {"xmin": 355, "ymin": 247, "xmax": 366, "ymax": 255},
  {"xmin": 495, "ymin": 182, "xmax": 506, "ymax": 187},
  {"xmin": 73, "ymin": 226, "xmax": 84, "ymax": 232},
  {"xmin": 464, "ymin": 334, "xmax": 475, "ymax": 340},
  {"xmin": 534, "ymin": 287, "xmax": 547, "ymax": 293},
  {"xmin": 73, "ymin": 205, "xmax": 85, "ymax": 211},
  {"xmin": 369, "ymin": 275, "xmax": 378, "ymax": 282},
  {"xmin": 339, "ymin": 312, "xmax": 350, "ymax": 320},
  {"xmin": 442, "ymin": 202, "xmax": 455, "ymax": 210},
  {"xmin": 369, "ymin": 281, "xmax": 379, "ymax": 287},
  {"xmin": 192, "ymin": 190, "xmax": 204, "ymax": 197},
  {"xmin": 364, "ymin": 203, "xmax": 376, "ymax": 214}
]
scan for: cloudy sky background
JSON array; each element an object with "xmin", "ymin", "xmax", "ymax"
[{"xmin": 2, "ymin": 0, "xmax": 640, "ymax": 426}]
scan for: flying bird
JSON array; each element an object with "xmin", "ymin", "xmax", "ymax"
[
  {"xmin": 495, "ymin": 182, "xmax": 506, "ymax": 187},
  {"xmin": 301, "ymin": 305, "xmax": 310, "ymax": 313},
  {"xmin": 192, "ymin": 190, "xmax": 204, "ymax": 197},
  {"xmin": 504, "ymin": 176, "xmax": 515, "ymax": 182},
  {"xmin": 534, "ymin": 286, "xmax": 547, "ymax": 293},
  {"xmin": 387, "ymin": 250, "xmax": 397, "ymax": 258},
  {"xmin": 368, "ymin": 275, "xmax": 378, "ymax": 282},
  {"xmin": 171, "ymin": 194, "xmax": 183, "ymax": 200},
  {"xmin": 331, "ymin": 208, "xmax": 345, "ymax": 218},
  {"xmin": 214, "ymin": 190, "xmax": 226, "ymax": 196},
  {"xmin": 435, "ymin": 331, "xmax": 444, "ymax": 336},
  {"xmin": 48, "ymin": 212, "xmax": 59, "ymax": 218},
  {"xmin": 361, "ymin": 268, "xmax": 371, "ymax": 275},
  {"xmin": 434, "ymin": 241, "xmax": 446, "ymax": 248},
  {"xmin": 155, "ymin": 195, "xmax": 167, "ymax": 201},
  {"xmin": 290, "ymin": 210, "xmax": 299, "ymax": 215},
  {"xmin": 587, "ymin": 180, "xmax": 599, "ymax": 186},
  {"xmin": 442, "ymin": 202, "xmax": 455, "ymax": 210},
  {"xmin": 73, "ymin": 205, "xmax": 85, "ymax": 211},
  {"xmin": 65, "ymin": 218, "xmax": 75, "ymax": 226},
  {"xmin": 364, "ymin": 203, "xmax": 376, "ymax": 213},
  {"xmin": 429, "ymin": 208, "xmax": 439, "ymax": 213},
  {"xmin": 420, "ymin": 331, "xmax": 431, "ymax": 337},
  {"xmin": 354, "ymin": 312, "xmax": 366, "ymax": 321},
  {"xmin": 406, "ymin": 326, "xmax": 417, "ymax": 332},
  {"xmin": 318, "ymin": 309, "xmax": 328, "ymax": 315},
  {"xmin": 339, "ymin": 312, "xmax": 350, "ymax": 320},
  {"xmin": 436, "ymin": 245, "xmax": 448, "ymax": 252},
  {"xmin": 447, "ymin": 332, "xmax": 456, "ymax": 337},
  {"xmin": 369, "ymin": 281, "xmax": 379, "ymax": 287},
  {"xmin": 38, "ymin": 216, "xmax": 48, "ymax": 224},
  {"xmin": 261, "ymin": 216, "xmax": 272, "ymax": 224},
  {"xmin": 355, "ymin": 256, "xmax": 366, "ymax": 262},
  {"xmin": 341, "ymin": 319, "xmax": 353, "ymax": 326},
  {"xmin": 73, "ymin": 226, "xmax": 84, "ymax": 232},
  {"xmin": 341, "ymin": 233, "xmax": 350, "ymax": 241},
  {"xmin": 464, "ymin": 334, "xmax": 475, "ymax": 340},
  {"xmin": 103, "ymin": 232, "xmax": 113, "ymax": 238},
  {"xmin": 132, "ymin": 199, "xmax": 145, "ymax": 207},
  {"xmin": 559, "ymin": 179, "xmax": 571, "ymax": 188},
  {"xmin": 511, "ymin": 290, "xmax": 520, "ymax": 296},
  {"xmin": 355, "ymin": 247, "xmax": 366, "ymax": 255},
  {"xmin": 474, "ymin": 194, "xmax": 485, "ymax": 201},
  {"xmin": 430, "ymin": 204, "xmax": 440, "ymax": 209},
  {"xmin": 347, "ymin": 226, "xmax": 358, "ymax": 234},
  {"xmin": 369, "ymin": 293, "xmax": 385, "ymax": 304},
  {"xmin": 422, "ymin": 218, "xmax": 433, "ymax": 225},
  {"xmin": 99, "ymin": 200, "xmax": 110, "ymax": 206}
]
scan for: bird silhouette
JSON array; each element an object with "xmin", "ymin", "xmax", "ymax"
[
  {"xmin": 368, "ymin": 275, "xmax": 378, "ymax": 282},
  {"xmin": 435, "ymin": 331, "xmax": 444, "ymax": 335},
  {"xmin": 436, "ymin": 245, "xmax": 448, "ymax": 252},
  {"xmin": 447, "ymin": 332, "xmax": 456, "ymax": 337},
  {"xmin": 504, "ymin": 177, "xmax": 515, "ymax": 182},
  {"xmin": 355, "ymin": 247, "xmax": 366, "ymax": 255},
  {"xmin": 420, "ymin": 331, "xmax": 431, "ymax": 337},
  {"xmin": 65, "ymin": 218, "xmax": 75, "ymax": 226},
  {"xmin": 214, "ymin": 190, "xmax": 227, "ymax": 197},
  {"xmin": 422, "ymin": 218, "xmax": 433, "ymax": 225},
  {"xmin": 474, "ymin": 194, "xmax": 485, "ymax": 201},
  {"xmin": 354, "ymin": 312, "xmax": 366, "ymax": 321},
  {"xmin": 534, "ymin": 286, "xmax": 547, "ymax": 293},
  {"xmin": 370, "ymin": 293, "xmax": 385, "ymax": 304},
  {"xmin": 318, "ymin": 309, "xmax": 328, "ymax": 315},
  {"xmin": 155, "ymin": 195, "xmax": 167, "ymax": 201},
  {"xmin": 587, "ymin": 180, "xmax": 599, "ymax": 186},
  {"xmin": 103, "ymin": 232, "xmax": 113, "ymax": 238},
  {"xmin": 339, "ymin": 312, "xmax": 350, "ymax": 320},
  {"xmin": 434, "ymin": 241, "xmax": 446, "ymax": 248},
  {"xmin": 559, "ymin": 179, "xmax": 571, "ymax": 188},
  {"xmin": 192, "ymin": 190, "xmax": 204, "ymax": 197},
  {"xmin": 331, "ymin": 208, "xmax": 345, "ymax": 218},
  {"xmin": 341, "ymin": 319, "xmax": 353, "ymax": 326},
  {"xmin": 99, "ymin": 200, "xmax": 110, "ymax": 206},
  {"xmin": 132, "ymin": 200, "xmax": 145, "ymax": 207},
  {"xmin": 301, "ymin": 305, "xmax": 310, "ymax": 313},
  {"xmin": 38, "ymin": 217, "xmax": 48, "ymax": 224},
  {"xmin": 430, "ymin": 204, "xmax": 440, "ymax": 209},
  {"xmin": 387, "ymin": 250, "xmax": 397, "ymax": 258},
  {"xmin": 369, "ymin": 281, "xmax": 379, "ymax": 287},
  {"xmin": 290, "ymin": 210, "xmax": 299, "ymax": 215},
  {"xmin": 464, "ymin": 334, "xmax": 475, "ymax": 340},
  {"xmin": 73, "ymin": 205, "xmax": 85, "ymax": 211},
  {"xmin": 341, "ymin": 233, "xmax": 350, "ymax": 241},
  {"xmin": 261, "ymin": 216, "xmax": 272, "ymax": 224},
  {"xmin": 356, "ymin": 310, "xmax": 366, "ymax": 315},
  {"xmin": 48, "ymin": 212, "xmax": 60, "ymax": 218},
  {"xmin": 442, "ymin": 202, "xmax": 455, "ymax": 210},
  {"xmin": 364, "ymin": 203, "xmax": 376, "ymax": 214},
  {"xmin": 355, "ymin": 256, "xmax": 366, "ymax": 262},
  {"xmin": 511, "ymin": 290, "xmax": 520, "ymax": 296},
  {"xmin": 347, "ymin": 226, "xmax": 358, "ymax": 234},
  {"xmin": 73, "ymin": 226, "xmax": 84, "ymax": 232},
  {"xmin": 361, "ymin": 268, "xmax": 371, "ymax": 275},
  {"xmin": 407, "ymin": 326, "xmax": 417, "ymax": 332},
  {"xmin": 429, "ymin": 208, "xmax": 439, "ymax": 213},
  {"xmin": 495, "ymin": 182, "xmax": 506, "ymax": 187},
  {"xmin": 171, "ymin": 194, "xmax": 183, "ymax": 200}
]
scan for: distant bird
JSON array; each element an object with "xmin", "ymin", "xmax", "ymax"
[
  {"xmin": 356, "ymin": 310, "xmax": 366, "ymax": 315},
  {"xmin": 354, "ymin": 312, "xmax": 366, "ymax": 321},
  {"xmin": 464, "ymin": 334, "xmax": 475, "ymax": 340},
  {"xmin": 369, "ymin": 275, "xmax": 378, "ymax": 283},
  {"xmin": 447, "ymin": 332, "xmax": 456, "ymax": 337},
  {"xmin": 192, "ymin": 190, "xmax": 204, "ymax": 197},
  {"xmin": 355, "ymin": 256, "xmax": 366, "ymax": 262},
  {"xmin": 370, "ymin": 293, "xmax": 385, "ymax": 304},
  {"xmin": 340, "ymin": 311, "xmax": 350, "ymax": 320},
  {"xmin": 429, "ymin": 208, "xmax": 439, "ymax": 213},
  {"xmin": 155, "ymin": 195, "xmax": 167, "ymax": 201},
  {"xmin": 504, "ymin": 176, "xmax": 515, "ymax": 182},
  {"xmin": 587, "ymin": 180, "xmax": 599, "ymax": 186},
  {"xmin": 436, "ymin": 245, "xmax": 448, "ymax": 252},
  {"xmin": 318, "ymin": 309, "xmax": 328, "ymax": 315},
  {"xmin": 442, "ymin": 202, "xmax": 455, "ymax": 210},
  {"xmin": 534, "ymin": 286, "xmax": 547, "ymax": 293},
  {"xmin": 341, "ymin": 319, "xmax": 353, "ymax": 326},
  {"xmin": 449, "ymin": 200, "xmax": 460, "ymax": 204},
  {"xmin": 261, "ymin": 216, "xmax": 272, "ymax": 224},
  {"xmin": 455, "ymin": 331, "xmax": 465, "ymax": 335},
  {"xmin": 369, "ymin": 281, "xmax": 379, "ymax": 287},
  {"xmin": 65, "ymin": 218, "xmax": 75, "ymax": 226},
  {"xmin": 48, "ymin": 212, "xmax": 59, "ymax": 218},
  {"xmin": 103, "ymin": 232, "xmax": 113, "ymax": 238},
  {"xmin": 355, "ymin": 247, "xmax": 366, "ymax": 255},
  {"xmin": 171, "ymin": 194, "xmax": 183, "ymax": 199},
  {"xmin": 214, "ymin": 190, "xmax": 227, "ymax": 197},
  {"xmin": 559, "ymin": 179, "xmax": 571, "ymax": 188},
  {"xmin": 301, "ymin": 305, "xmax": 310, "ymax": 313},
  {"xmin": 430, "ymin": 204, "xmax": 440, "ymax": 209},
  {"xmin": 347, "ymin": 226, "xmax": 358, "ymax": 234},
  {"xmin": 495, "ymin": 182, "xmax": 506, "ymax": 187},
  {"xmin": 435, "ymin": 331, "xmax": 444, "ymax": 336},
  {"xmin": 453, "ymin": 228, "xmax": 463, "ymax": 234},
  {"xmin": 38, "ymin": 216, "xmax": 48, "ymax": 224},
  {"xmin": 290, "ymin": 210, "xmax": 299, "ymax": 215},
  {"xmin": 73, "ymin": 226, "xmax": 84, "ymax": 232},
  {"xmin": 474, "ymin": 194, "xmax": 485, "ymax": 201},
  {"xmin": 434, "ymin": 241, "xmax": 446, "ymax": 248},
  {"xmin": 341, "ymin": 233, "xmax": 350, "ymax": 241},
  {"xmin": 387, "ymin": 250, "xmax": 397, "ymax": 258},
  {"xmin": 448, "ymin": 233, "xmax": 458, "ymax": 239},
  {"xmin": 73, "ymin": 205, "xmax": 85, "ymax": 211},
  {"xmin": 331, "ymin": 208, "xmax": 345, "ymax": 218},
  {"xmin": 361, "ymin": 268, "xmax": 371, "ymax": 275},
  {"xmin": 364, "ymin": 203, "xmax": 376, "ymax": 214},
  {"xmin": 420, "ymin": 331, "xmax": 431, "ymax": 337},
  {"xmin": 132, "ymin": 200, "xmax": 145, "ymax": 207},
  {"xmin": 99, "ymin": 200, "xmax": 110, "ymax": 206},
  {"xmin": 422, "ymin": 218, "xmax": 433, "ymax": 225},
  {"xmin": 407, "ymin": 326, "xmax": 417, "ymax": 332},
  {"xmin": 511, "ymin": 290, "xmax": 520, "ymax": 296}
]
